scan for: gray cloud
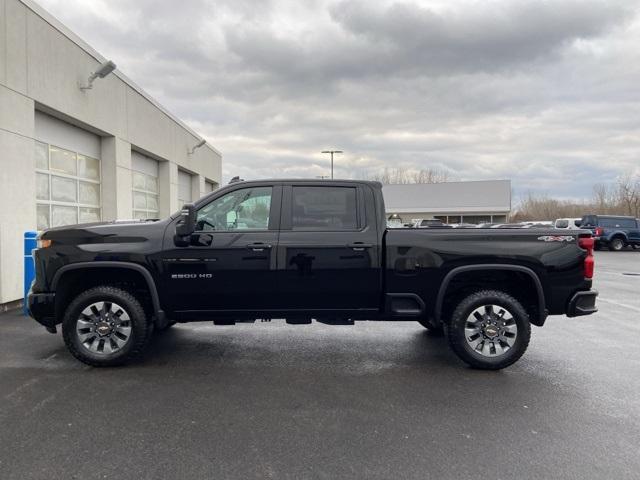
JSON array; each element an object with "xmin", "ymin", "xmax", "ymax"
[{"xmin": 37, "ymin": 0, "xmax": 640, "ymax": 200}]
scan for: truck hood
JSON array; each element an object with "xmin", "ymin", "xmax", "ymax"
[{"xmin": 40, "ymin": 218, "xmax": 170, "ymax": 246}]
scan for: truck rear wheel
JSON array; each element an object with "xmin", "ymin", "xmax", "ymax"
[
  {"xmin": 447, "ymin": 290, "xmax": 531, "ymax": 370},
  {"xmin": 62, "ymin": 286, "xmax": 152, "ymax": 367}
]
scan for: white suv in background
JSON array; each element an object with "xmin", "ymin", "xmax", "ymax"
[{"xmin": 554, "ymin": 218, "xmax": 582, "ymax": 229}]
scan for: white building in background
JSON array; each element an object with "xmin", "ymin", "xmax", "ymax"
[
  {"xmin": 0, "ymin": 0, "xmax": 222, "ymax": 306},
  {"xmin": 383, "ymin": 180, "xmax": 511, "ymax": 224}
]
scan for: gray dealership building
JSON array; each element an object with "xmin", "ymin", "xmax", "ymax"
[
  {"xmin": 0, "ymin": 0, "xmax": 222, "ymax": 306},
  {"xmin": 383, "ymin": 180, "xmax": 511, "ymax": 224}
]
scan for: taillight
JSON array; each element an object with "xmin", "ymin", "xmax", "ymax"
[
  {"xmin": 579, "ymin": 235, "xmax": 594, "ymax": 279},
  {"xmin": 594, "ymin": 227, "xmax": 603, "ymax": 237}
]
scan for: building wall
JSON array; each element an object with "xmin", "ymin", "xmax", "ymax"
[{"xmin": 0, "ymin": 0, "xmax": 222, "ymax": 303}]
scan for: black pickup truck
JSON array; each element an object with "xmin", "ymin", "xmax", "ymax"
[{"xmin": 28, "ymin": 179, "xmax": 598, "ymax": 369}]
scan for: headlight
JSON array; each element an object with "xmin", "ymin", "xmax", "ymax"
[{"xmin": 37, "ymin": 239, "xmax": 52, "ymax": 249}]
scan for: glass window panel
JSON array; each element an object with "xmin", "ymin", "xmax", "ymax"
[
  {"xmin": 49, "ymin": 146, "xmax": 77, "ymax": 175},
  {"xmin": 51, "ymin": 176, "xmax": 77, "ymax": 202},
  {"xmin": 79, "ymin": 181, "xmax": 100, "ymax": 205},
  {"xmin": 196, "ymin": 187, "xmax": 272, "ymax": 231},
  {"xmin": 133, "ymin": 210, "xmax": 147, "ymax": 219},
  {"xmin": 146, "ymin": 194, "xmax": 158, "ymax": 211},
  {"xmin": 78, "ymin": 155, "xmax": 100, "ymax": 180},
  {"xmin": 148, "ymin": 211, "xmax": 159, "ymax": 219},
  {"xmin": 133, "ymin": 191, "xmax": 147, "ymax": 209},
  {"xmin": 145, "ymin": 175, "xmax": 158, "ymax": 193},
  {"xmin": 291, "ymin": 186, "xmax": 357, "ymax": 231},
  {"xmin": 36, "ymin": 204, "xmax": 50, "ymax": 230},
  {"xmin": 133, "ymin": 172, "xmax": 147, "ymax": 190},
  {"xmin": 35, "ymin": 141, "xmax": 48, "ymax": 170},
  {"xmin": 79, "ymin": 207, "xmax": 101, "ymax": 223},
  {"xmin": 51, "ymin": 205, "xmax": 77, "ymax": 227},
  {"xmin": 36, "ymin": 173, "xmax": 50, "ymax": 200}
]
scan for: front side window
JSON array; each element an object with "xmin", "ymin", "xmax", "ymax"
[
  {"xmin": 292, "ymin": 186, "xmax": 358, "ymax": 231},
  {"xmin": 555, "ymin": 219, "xmax": 569, "ymax": 228},
  {"xmin": 196, "ymin": 187, "xmax": 272, "ymax": 231}
]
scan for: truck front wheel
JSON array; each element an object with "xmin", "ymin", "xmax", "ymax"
[
  {"xmin": 609, "ymin": 237, "xmax": 625, "ymax": 251},
  {"xmin": 62, "ymin": 286, "xmax": 152, "ymax": 367},
  {"xmin": 447, "ymin": 290, "xmax": 531, "ymax": 370}
]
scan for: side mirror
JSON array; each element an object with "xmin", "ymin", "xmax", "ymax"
[{"xmin": 175, "ymin": 203, "xmax": 196, "ymax": 245}]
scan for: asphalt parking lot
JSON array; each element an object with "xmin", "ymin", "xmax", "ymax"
[{"xmin": 1, "ymin": 251, "xmax": 639, "ymax": 480}]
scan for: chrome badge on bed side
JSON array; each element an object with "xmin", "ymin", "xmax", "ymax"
[{"xmin": 537, "ymin": 235, "xmax": 575, "ymax": 242}]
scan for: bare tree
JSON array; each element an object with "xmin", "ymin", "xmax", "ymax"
[
  {"xmin": 369, "ymin": 166, "xmax": 451, "ymax": 184},
  {"xmin": 616, "ymin": 174, "xmax": 640, "ymax": 217},
  {"xmin": 513, "ymin": 172, "xmax": 640, "ymax": 221}
]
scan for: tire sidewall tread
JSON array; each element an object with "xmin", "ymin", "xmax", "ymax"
[
  {"xmin": 62, "ymin": 286, "xmax": 151, "ymax": 367},
  {"xmin": 447, "ymin": 289, "xmax": 531, "ymax": 370}
]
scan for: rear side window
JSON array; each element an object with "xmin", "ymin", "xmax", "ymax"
[
  {"xmin": 292, "ymin": 186, "xmax": 358, "ymax": 230},
  {"xmin": 619, "ymin": 218, "xmax": 637, "ymax": 228},
  {"xmin": 599, "ymin": 217, "xmax": 636, "ymax": 228},
  {"xmin": 581, "ymin": 216, "xmax": 596, "ymax": 227}
]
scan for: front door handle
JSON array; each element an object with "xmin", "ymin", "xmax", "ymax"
[
  {"xmin": 347, "ymin": 242, "xmax": 373, "ymax": 251},
  {"xmin": 246, "ymin": 242, "xmax": 272, "ymax": 252}
]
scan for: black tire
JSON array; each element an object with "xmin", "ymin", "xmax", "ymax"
[
  {"xmin": 417, "ymin": 319, "xmax": 445, "ymax": 336},
  {"xmin": 62, "ymin": 286, "xmax": 152, "ymax": 367},
  {"xmin": 609, "ymin": 237, "xmax": 625, "ymax": 251},
  {"xmin": 447, "ymin": 290, "xmax": 531, "ymax": 370}
]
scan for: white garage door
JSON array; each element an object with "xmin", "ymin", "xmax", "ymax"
[
  {"xmin": 205, "ymin": 180, "xmax": 217, "ymax": 193},
  {"xmin": 131, "ymin": 151, "xmax": 159, "ymax": 219},
  {"xmin": 34, "ymin": 111, "xmax": 101, "ymax": 230},
  {"xmin": 178, "ymin": 170, "xmax": 192, "ymax": 206}
]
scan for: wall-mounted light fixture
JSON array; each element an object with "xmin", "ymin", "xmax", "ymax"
[
  {"xmin": 79, "ymin": 60, "xmax": 117, "ymax": 90},
  {"xmin": 188, "ymin": 139, "xmax": 206, "ymax": 155}
]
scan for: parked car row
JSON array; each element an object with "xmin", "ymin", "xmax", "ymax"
[{"xmin": 388, "ymin": 215, "xmax": 640, "ymax": 251}]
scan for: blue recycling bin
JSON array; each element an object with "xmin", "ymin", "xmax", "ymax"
[{"xmin": 23, "ymin": 231, "xmax": 38, "ymax": 316}]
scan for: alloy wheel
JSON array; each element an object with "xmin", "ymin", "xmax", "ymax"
[
  {"xmin": 464, "ymin": 304, "xmax": 518, "ymax": 357},
  {"xmin": 75, "ymin": 301, "xmax": 132, "ymax": 355}
]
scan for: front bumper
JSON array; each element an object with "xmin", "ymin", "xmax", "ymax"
[
  {"xmin": 567, "ymin": 290, "xmax": 598, "ymax": 317},
  {"xmin": 27, "ymin": 289, "xmax": 57, "ymax": 331}
]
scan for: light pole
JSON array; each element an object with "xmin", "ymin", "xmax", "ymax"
[{"xmin": 321, "ymin": 150, "xmax": 343, "ymax": 179}]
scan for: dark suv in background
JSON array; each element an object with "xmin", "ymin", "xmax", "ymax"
[{"xmin": 580, "ymin": 215, "xmax": 640, "ymax": 251}]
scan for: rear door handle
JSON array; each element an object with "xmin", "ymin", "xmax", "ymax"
[
  {"xmin": 347, "ymin": 242, "xmax": 373, "ymax": 251},
  {"xmin": 246, "ymin": 242, "xmax": 272, "ymax": 252}
]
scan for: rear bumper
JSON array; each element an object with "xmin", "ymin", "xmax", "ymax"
[
  {"xmin": 27, "ymin": 290, "xmax": 57, "ymax": 330},
  {"xmin": 567, "ymin": 290, "xmax": 598, "ymax": 317}
]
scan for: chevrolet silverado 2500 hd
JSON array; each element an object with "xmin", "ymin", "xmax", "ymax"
[{"xmin": 28, "ymin": 179, "xmax": 598, "ymax": 369}]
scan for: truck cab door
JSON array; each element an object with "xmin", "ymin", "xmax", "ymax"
[
  {"xmin": 161, "ymin": 184, "xmax": 282, "ymax": 313},
  {"xmin": 275, "ymin": 183, "xmax": 381, "ymax": 314}
]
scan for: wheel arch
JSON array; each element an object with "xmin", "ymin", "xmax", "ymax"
[
  {"xmin": 435, "ymin": 264, "xmax": 546, "ymax": 326},
  {"xmin": 52, "ymin": 262, "xmax": 163, "ymax": 322}
]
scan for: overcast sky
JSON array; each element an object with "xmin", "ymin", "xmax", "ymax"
[{"xmin": 38, "ymin": 0, "xmax": 640, "ymax": 200}]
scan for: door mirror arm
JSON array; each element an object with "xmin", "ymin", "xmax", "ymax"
[{"xmin": 174, "ymin": 203, "xmax": 196, "ymax": 246}]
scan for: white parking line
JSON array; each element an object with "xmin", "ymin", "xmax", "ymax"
[{"xmin": 598, "ymin": 297, "xmax": 640, "ymax": 313}]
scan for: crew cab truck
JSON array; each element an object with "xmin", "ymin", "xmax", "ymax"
[{"xmin": 28, "ymin": 179, "xmax": 598, "ymax": 370}]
